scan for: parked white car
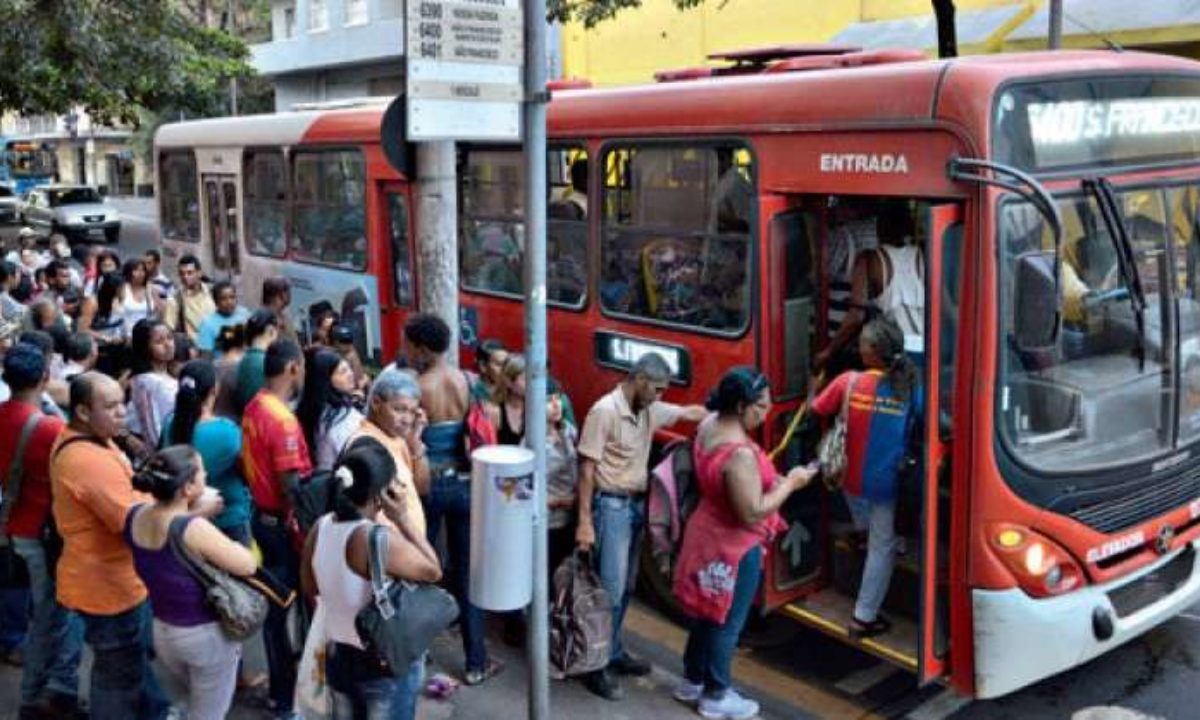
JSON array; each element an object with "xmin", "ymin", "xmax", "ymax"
[
  {"xmin": 0, "ymin": 185, "xmax": 19, "ymax": 226},
  {"xmin": 20, "ymin": 185, "xmax": 121, "ymax": 243}
]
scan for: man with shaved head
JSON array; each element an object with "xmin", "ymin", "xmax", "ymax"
[{"xmin": 51, "ymin": 372, "xmax": 170, "ymax": 719}]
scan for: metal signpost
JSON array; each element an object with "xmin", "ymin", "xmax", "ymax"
[{"xmin": 404, "ymin": 1, "xmax": 549, "ymax": 717}]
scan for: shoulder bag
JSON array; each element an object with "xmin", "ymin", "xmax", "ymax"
[
  {"xmin": 355, "ymin": 524, "xmax": 458, "ymax": 675},
  {"xmin": 167, "ymin": 515, "xmax": 269, "ymax": 640},
  {"xmin": 818, "ymin": 372, "xmax": 858, "ymax": 491}
]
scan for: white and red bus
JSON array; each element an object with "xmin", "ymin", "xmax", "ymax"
[{"xmin": 156, "ymin": 48, "xmax": 1200, "ymax": 698}]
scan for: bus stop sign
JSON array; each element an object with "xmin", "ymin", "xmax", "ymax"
[{"xmin": 381, "ymin": 96, "xmax": 416, "ymax": 178}]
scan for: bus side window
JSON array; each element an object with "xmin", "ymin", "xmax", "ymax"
[
  {"xmin": 244, "ymin": 148, "xmax": 288, "ymax": 257},
  {"xmin": 600, "ymin": 143, "xmax": 754, "ymax": 334},
  {"xmin": 547, "ymin": 147, "xmax": 588, "ymax": 306},
  {"xmin": 160, "ymin": 151, "xmax": 199, "ymax": 243},
  {"xmin": 291, "ymin": 149, "xmax": 367, "ymax": 270}
]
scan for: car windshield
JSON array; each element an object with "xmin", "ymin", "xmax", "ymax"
[
  {"xmin": 48, "ymin": 188, "xmax": 100, "ymax": 206},
  {"xmin": 0, "ymin": 187, "xmax": 13, "ymax": 198},
  {"xmin": 998, "ymin": 183, "xmax": 1200, "ymax": 473}
]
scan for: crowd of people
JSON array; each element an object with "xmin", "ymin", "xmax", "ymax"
[{"xmin": 0, "ymin": 215, "xmax": 922, "ymax": 720}]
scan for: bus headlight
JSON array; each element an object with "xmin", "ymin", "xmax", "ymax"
[{"xmin": 989, "ymin": 523, "xmax": 1083, "ymax": 598}]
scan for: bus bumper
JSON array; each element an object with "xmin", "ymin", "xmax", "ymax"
[{"xmin": 972, "ymin": 541, "xmax": 1200, "ymax": 699}]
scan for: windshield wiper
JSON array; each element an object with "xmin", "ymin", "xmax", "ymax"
[{"xmin": 1084, "ymin": 177, "xmax": 1147, "ymax": 371}]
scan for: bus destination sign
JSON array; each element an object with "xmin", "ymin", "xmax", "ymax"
[
  {"xmin": 406, "ymin": 0, "xmax": 524, "ymax": 142},
  {"xmin": 593, "ymin": 331, "xmax": 692, "ymax": 386}
]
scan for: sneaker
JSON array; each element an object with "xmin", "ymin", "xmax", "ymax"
[
  {"xmin": 672, "ymin": 679, "xmax": 704, "ymax": 704},
  {"xmin": 609, "ymin": 652, "xmax": 652, "ymax": 677},
  {"xmin": 582, "ymin": 669, "xmax": 623, "ymax": 701},
  {"xmin": 699, "ymin": 689, "xmax": 761, "ymax": 720}
]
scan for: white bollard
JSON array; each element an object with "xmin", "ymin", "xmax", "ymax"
[{"xmin": 469, "ymin": 444, "xmax": 534, "ymax": 611}]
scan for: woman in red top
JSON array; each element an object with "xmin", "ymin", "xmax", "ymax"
[{"xmin": 672, "ymin": 367, "xmax": 815, "ymax": 720}]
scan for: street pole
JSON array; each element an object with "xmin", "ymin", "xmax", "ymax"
[
  {"xmin": 523, "ymin": 0, "xmax": 550, "ymax": 715},
  {"xmin": 416, "ymin": 141, "xmax": 460, "ymax": 359},
  {"xmin": 1048, "ymin": 0, "xmax": 1063, "ymax": 49}
]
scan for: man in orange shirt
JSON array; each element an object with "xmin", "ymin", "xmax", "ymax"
[
  {"xmin": 51, "ymin": 372, "xmax": 170, "ymax": 720},
  {"xmin": 242, "ymin": 339, "xmax": 308, "ymax": 720}
]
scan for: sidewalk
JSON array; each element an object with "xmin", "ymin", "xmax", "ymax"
[{"xmin": 0, "ymin": 604, "xmax": 791, "ymax": 720}]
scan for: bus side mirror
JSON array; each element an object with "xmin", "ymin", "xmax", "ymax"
[{"xmin": 1014, "ymin": 251, "xmax": 1058, "ymax": 351}]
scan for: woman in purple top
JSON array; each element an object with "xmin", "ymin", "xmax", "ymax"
[{"xmin": 125, "ymin": 446, "xmax": 256, "ymax": 720}]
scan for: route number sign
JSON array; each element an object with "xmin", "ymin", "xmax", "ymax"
[{"xmin": 406, "ymin": 0, "xmax": 524, "ymax": 141}]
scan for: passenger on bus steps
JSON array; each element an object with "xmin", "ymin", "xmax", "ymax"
[
  {"xmin": 672, "ymin": 367, "xmax": 816, "ymax": 720},
  {"xmin": 163, "ymin": 254, "xmax": 214, "ymax": 342},
  {"xmin": 811, "ymin": 317, "xmax": 922, "ymax": 639},
  {"xmin": 815, "ymin": 201, "xmax": 924, "ymax": 373},
  {"xmin": 403, "ymin": 313, "xmax": 502, "ymax": 686},
  {"xmin": 576, "ymin": 353, "xmax": 707, "ymax": 701}
]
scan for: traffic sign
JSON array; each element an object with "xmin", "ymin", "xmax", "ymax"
[{"xmin": 406, "ymin": 0, "xmax": 524, "ymax": 141}]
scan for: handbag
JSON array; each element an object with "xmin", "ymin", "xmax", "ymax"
[
  {"xmin": 549, "ymin": 550, "xmax": 612, "ymax": 678},
  {"xmin": 295, "ymin": 597, "xmax": 333, "ymax": 720},
  {"xmin": 818, "ymin": 372, "xmax": 858, "ymax": 490},
  {"xmin": 355, "ymin": 524, "xmax": 458, "ymax": 675},
  {"xmin": 167, "ymin": 515, "xmax": 269, "ymax": 640}
]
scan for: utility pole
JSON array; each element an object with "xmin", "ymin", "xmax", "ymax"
[
  {"xmin": 416, "ymin": 142, "xmax": 460, "ymax": 358},
  {"xmin": 1048, "ymin": 0, "xmax": 1063, "ymax": 49},
  {"xmin": 523, "ymin": 0, "xmax": 550, "ymax": 715}
]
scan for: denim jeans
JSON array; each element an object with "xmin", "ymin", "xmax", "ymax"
[
  {"xmin": 844, "ymin": 494, "xmax": 899, "ymax": 623},
  {"xmin": 422, "ymin": 476, "xmax": 487, "ymax": 672},
  {"xmin": 79, "ymin": 601, "xmax": 170, "ymax": 720},
  {"xmin": 0, "ymin": 585, "xmax": 27, "ymax": 651},
  {"xmin": 682, "ymin": 545, "xmax": 762, "ymax": 698},
  {"xmin": 11, "ymin": 536, "xmax": 82, "ymax": 705},
  {"xmin": 592, "ymin": 493, "xmax": 646, "ymax": 663},
  {"xmin": 328, "ymin": 645, "xmax": 424, "ymax": 720},
  {"xmin": 252, "ymin": 512, "xmax": 299, "ymax": 714}
]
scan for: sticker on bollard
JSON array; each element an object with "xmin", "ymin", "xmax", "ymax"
[{"xmin": 469, "ymin": 444, "xmax": 535, "ymax": 611}]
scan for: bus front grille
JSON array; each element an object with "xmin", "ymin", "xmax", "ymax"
[
  {"xmin": 1107, "ymin": 546, "xmax": 1194, "ymax": 618},
  {"xmin": 1068, "ymin": 466, "xmax": 1200, "ymax": 534}
]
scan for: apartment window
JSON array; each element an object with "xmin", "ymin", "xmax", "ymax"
[
  {"xmin": 308, "ymin": 0, "xmax": 328, "ymax": 32},
  {"xmin": 283, "ymin": 6, "xmax": 296, "ymax": 38},
  {"xmin": 346, "ymin": 0, "xmax": 368, "ymax": 25}
]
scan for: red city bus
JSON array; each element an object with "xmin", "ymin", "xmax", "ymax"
[{"xmin": 156, "ymin": 48, "xmax": 1200, "ymax": 698}]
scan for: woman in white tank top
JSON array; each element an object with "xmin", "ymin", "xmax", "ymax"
[
  {"xmin": 119, "ymin": 258, "xmax": 161, "ymax": 337},
  {"xmin": 300, "ymin": 437, "xmax": 442, "ymax": 720}
]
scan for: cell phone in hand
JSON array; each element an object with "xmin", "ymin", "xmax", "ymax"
[{"xmin": 805, "ymin": 460, "xmax": 821, "ymax": 473}]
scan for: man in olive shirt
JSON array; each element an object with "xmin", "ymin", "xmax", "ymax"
[
  {"xmin": 163, "ymin": 254, "xmax": 214, "ymax": 341},
  {"xmin": 575, "ymin": 353, "xmax": 706, "ymax": 700}
]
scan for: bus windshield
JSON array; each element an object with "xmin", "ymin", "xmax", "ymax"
[
  {"xmin": 6, "ymin": 144, "xmax": 55, "ymax": 178},
  {"xmin": 999, "ymin": 183, "xmax": 1200, "ymax": 473}
]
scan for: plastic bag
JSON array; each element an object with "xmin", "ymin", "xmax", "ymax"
[{"xmin": 295, "ymin": 599, "xmax": 332, "ymax": 720}]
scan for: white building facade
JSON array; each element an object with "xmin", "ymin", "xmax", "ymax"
[{"xmin": 252, "ymin": 0, "xmax": 406, "ymax": 111}]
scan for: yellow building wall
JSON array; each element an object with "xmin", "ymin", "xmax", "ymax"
[{"xmin": 561, "ymin": 0, "xmax": 1031, "ymax": 86}]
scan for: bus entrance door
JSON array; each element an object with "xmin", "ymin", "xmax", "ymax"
[
  {"xmin": 916, "ymin": 202, "xmax": 962, "ymax": 686},
  {"xmin": 379, "ymin": 182, "xmax": 416, "ymax": 358},
  {"xmin": 202, "ymin": 174, "xmax": 240, "ymax": 281}
]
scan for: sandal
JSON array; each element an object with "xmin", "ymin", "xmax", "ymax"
[
  {"xmin": 463, "ymin": 658, "xmax": 504, "ymax": 686},
  {"xmin": 849, "ymin": 615, "xmax": 892, "ymax": 639}
]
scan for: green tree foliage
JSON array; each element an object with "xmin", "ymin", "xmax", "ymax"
[
  {"xmin": 0, "ymin": 0, "xmax": 252, "ymax": 126},
  {"xmin": 547, "ymin": 0, "xmax": 702, "ymax": 28}
]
